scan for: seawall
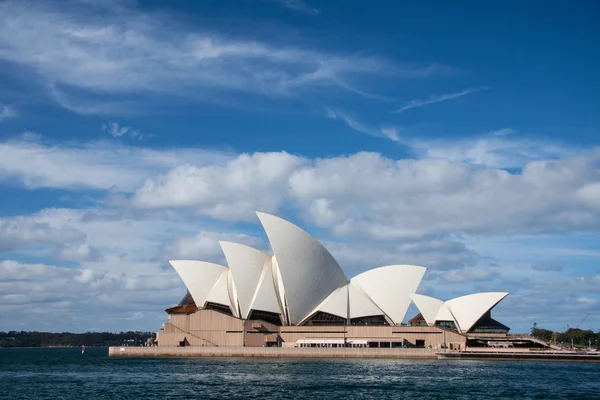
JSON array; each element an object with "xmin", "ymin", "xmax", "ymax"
[{"xmin": 109, "ymin": 346, "xmax": 438, "ymax": 359}]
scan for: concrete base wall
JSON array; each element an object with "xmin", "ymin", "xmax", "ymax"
[
  {"xmin": 157, "ymin": 309, "xmax": 467, "ymax": 350},
  {"xmin": 109, "ymin": 346, "xmax": 439, "ymax": 359}
]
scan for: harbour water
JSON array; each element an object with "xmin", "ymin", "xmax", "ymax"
[{"xmin": 1, "ymin": 348, "xmax": 599, "ymax": 399}]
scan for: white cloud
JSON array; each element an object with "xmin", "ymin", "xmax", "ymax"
[
  {"xmin": 326, "ymin": 238, "xmax": 477, "ymax": 276},
  {"xmin": 1, "ymin": 135, "xmax": 600, "ymax": 332},
  {"xmin": 441, "ymin": 267, "xmax": 499, "ymax": 283},
  {"xmin": 392, "ymin": 86, "xmax": 488, "ymax": 113},
  {"xmin": 577, "ymin": 182, "xmax": 600, "ymax": 210},
  {"xmin": 0, "ymin": 0, "xmax": 440, "ymax": 114},
  {"xmin": 57, "ymin": 243, "xmax": 103, "ymax": 262},
  {"xmin": 0, "ymin": 216, "xmax": 85, "ymax": 252},
  {"xmin": 132, "ymin": 152, "xmax": 306, "ymax": 220},
  {"xmin": 326, "ymin": 109, "xmax": 400, "ymax": 142},
  {"xmin": 272, "ymin": 0, "xmax": 320, "ymax": 15},
  {"xmin": 163, "ymin": 231, "xmax": 265, "ymax": 261},
  {"xmin": 410, "ymin": 129, "xmax": 584, "ymax": 168},
  {"xmin": 0, "ymin": 259, "xmax": 183, "ymax": 331},
  {"xmin": 3, "ymin": 136, "xmax": 599, "ymax": 239},
  {"xmin": 102, "ymin": 121, "xmax": 141, "ymax": 139},
  {"xmin": 0, "ymin": 104, "xmax": 17, "ymax": 121},
  {"xmin": 577, "ymin": 297, "xmax": 597, "ymax": 305},
  {"xmin": 289, "ymin": 150, "xmax": 600, "ymax": 238},
  {"xmin": 0, "ymin": 138, "xmax": 230, "ymax": 191}
]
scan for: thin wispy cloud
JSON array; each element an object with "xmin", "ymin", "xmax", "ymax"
[
  {"xmin": 392, "ymin": 86, "xmax": 489, "ymax": 113},
  {"xmin": 409, "ymin": 128, "xmax": 585, "ymax": 168},
  {"xmin": 102, "ymin": 122, "xmax": 141, "ymax": 139},
  {"xmin": 0, "ymin": 1, "xmax": 445, "ymax": 115},
  {"xmin": 272, "ymin": 0, "xmax": 320, "ymax": 15},
  {"xmin": 326, "ymin": 109, "xmax": 400, "ymax": 142},
  {"xmin": 0, "ymin": 104, "xmax": 17, "ymax": 121}
]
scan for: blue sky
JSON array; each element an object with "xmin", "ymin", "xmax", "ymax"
[{"xmin": 0, "ymin": 0, "xmax": 599, "ymax": 334}]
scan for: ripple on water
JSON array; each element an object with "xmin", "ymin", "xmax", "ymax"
[{"xmin": 0, "ymin": 348, "xmax": 599, "ymax": 400}]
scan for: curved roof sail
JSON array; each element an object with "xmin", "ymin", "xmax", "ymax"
[
  {"xmin": 445, "ymin": 292, "xmax": 509, "ymax": 333},
  {"xmin": 410, "ymin": 293, "xmax": 444, "ymax": 326},
  {"xmin": 256, "ymin": 212, "xmax": 348, "ymax": 325},
  {"xmin": 303, "ymin": 285, "xmax": 348, "ymax": 322},
  {"xmin": 351, "ymin": 265, "xmax": 426, "ymax": 325},
  {"xmin": 169, "ymin": 260, "xmax": 229, "ymax": 310},
  {"xmin": 220, "ymin": 241, "xmax": 278, "ymax": 319},
  {"xmin": 248, "ymin": 256, "xmax": 281, "ymax": 315},
  {"xmin": 206, "ymin": 269, "xmax": 233, "ymax": 309},
  {"xmin": 271, "ymin": 256, "xmax": 289, "ymax": 324},
  {"xmin": 348, "ymin": 283, "xmax": 386, "ymax": 319}
]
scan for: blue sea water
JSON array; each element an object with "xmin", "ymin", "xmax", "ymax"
[{"xmin": 0, "ymin": 348, "xmax": 599, "ymax": 399}]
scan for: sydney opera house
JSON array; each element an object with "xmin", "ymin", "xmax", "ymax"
[{"xmin": 156, "ymin": 212, "xmax": 510, "ymax": 350}]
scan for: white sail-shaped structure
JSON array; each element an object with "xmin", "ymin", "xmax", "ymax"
[
  {"xmin": 351, "ymin": 265, "xmax": 426, "ymax": 325},
  {"xmin": 167, "ymin": 212, "xmax": 508, "ymax": 333},
  {"xmin": 256, "ymin": 212, "xmax": 348, "ymax": 325},
  {"xmin": 411, "ymin": 292, "xmax": 509, "ymax": 333}
]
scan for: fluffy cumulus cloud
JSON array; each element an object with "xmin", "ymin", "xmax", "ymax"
[
  {"xmin": 0, "ymin": 216, "xmax": 86, "ymax": 254},
  {"xmin": 162, "ymin": 231, "xmax": 266, "ymax": 261},
  {"xmin": 132, "ymin": 152, "xmax": 307, "ymax": 220},
  {"xmin": 291, "ymin": 151, "xmax": 600, "ymax": 237},
  {"xmin": 0, "ymin": 260, "xmax": 181, "ymax": 331},
  {"xmin": 0, "ymin": 138, "xmax": 230, "ymax": 190}
]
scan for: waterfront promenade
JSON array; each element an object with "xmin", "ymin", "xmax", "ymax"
[
  {"xmin": 109, "ymin": 346, "xmax": 438, "ymax": 359},
  {"xmin": 109, "ymin": 346, "xmax": 600, "ymax": 362}
]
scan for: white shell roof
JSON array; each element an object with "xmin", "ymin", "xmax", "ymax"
[
  {"xmin": 168, "ymin": 213, "xmax": 509, "ymax": 330},
  {"xmin": 169, "ymin": 260, "xmax": 231, "ymax": 310},
  {"xmin": 271, "ymin": 256, "xmax": 289, "ymax": 324},
  {"xmin": 348, "ymin": 284, "xmax": 386, "ymax": 319},
  {"xmin": 435, "ymin": 303, "xmax": 455, "ymax": 322},
  {"xmin": 446, "ymin": 292, "xmax": 508, "ymax": 333},
  {"xmin": 226, "ymin": 272, "xmax": 240, "ymax": 318},
  {"xmin": 301, "ymin": 283, "xmax": 386, "ymax": 323},
  {"xmin": 248, "ymin": 256, "xmax": 281, "ymax": 316},
  {"xmin": 307, "ymin": 285, "xmax": 348, "ymax": 320},
  {"xmin": 257, "ymin": 212, "xmax": 348, "ymax": 325},
  {"xmin": 351, "ymin": 265, "xmax": 426, "ymax": 325},
  {"xmin": 220, "ymin": 241, "xmax": 279, "ymax": 319},
  {"xmin": 410, "ymin": 293, "xmax": 444, "ymax": 326},
  {"xmin": 206, "ymin": 269, "xmax": 232, "ymax": 308}
]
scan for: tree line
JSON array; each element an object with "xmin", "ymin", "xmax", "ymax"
[
  {"xmin": 531, "ymin": 324, "xmax": 599, "ymax": 349},
  {"xmin": 0, "ymin": 331, "xmax": 154, "ymax": 347}
]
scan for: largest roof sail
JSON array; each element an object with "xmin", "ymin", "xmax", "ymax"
[{"xmin": 256, "ymin": 212, "xmax": 348, "ymax": 325}]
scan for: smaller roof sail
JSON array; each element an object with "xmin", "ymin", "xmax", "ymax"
[
  {"xmin": 410, "ymin": 294, "xmax": 444, "ymax": 326},
  {"xmin": 300, "ymin": 283, "xmax": 387, "ymax": 324},
  {"xmin": 445, "ymin": 292, "xmax": 509, "ymax": 333},
  {"xmin": 435, "ymin": 303, "xmax": 455, "ymax": 322},
  {"xmin": 348, "ymin": 283, "xmax": 387, "ymax": 319},
  {"xmin": 169, "ymin": 260, "xmax": 237, "ymax": 315},
  {"xmin": 271, "ymin": 256, "xmax": 289, "ymax": 324},
  {"xmin": 220, "ymin": 241, "xmax": 274, "ymax": 319},
  {"xmin": 351, "ymin": 265, "xmax": 426, "ymax": 325},
  {"xmin": 248, "ymin": 257, "xmax": 281, "ymax": 316},
  {"xmin": 227, "ymin": 272, "xmax": 240, "ymax": 318},
  {"xmin": 206, "ymin": 269, "xmax": 234, "ymax": 310},
  {"xmin": 303, "ymin": 285, "xmax": 348, "ymax": 322}
]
